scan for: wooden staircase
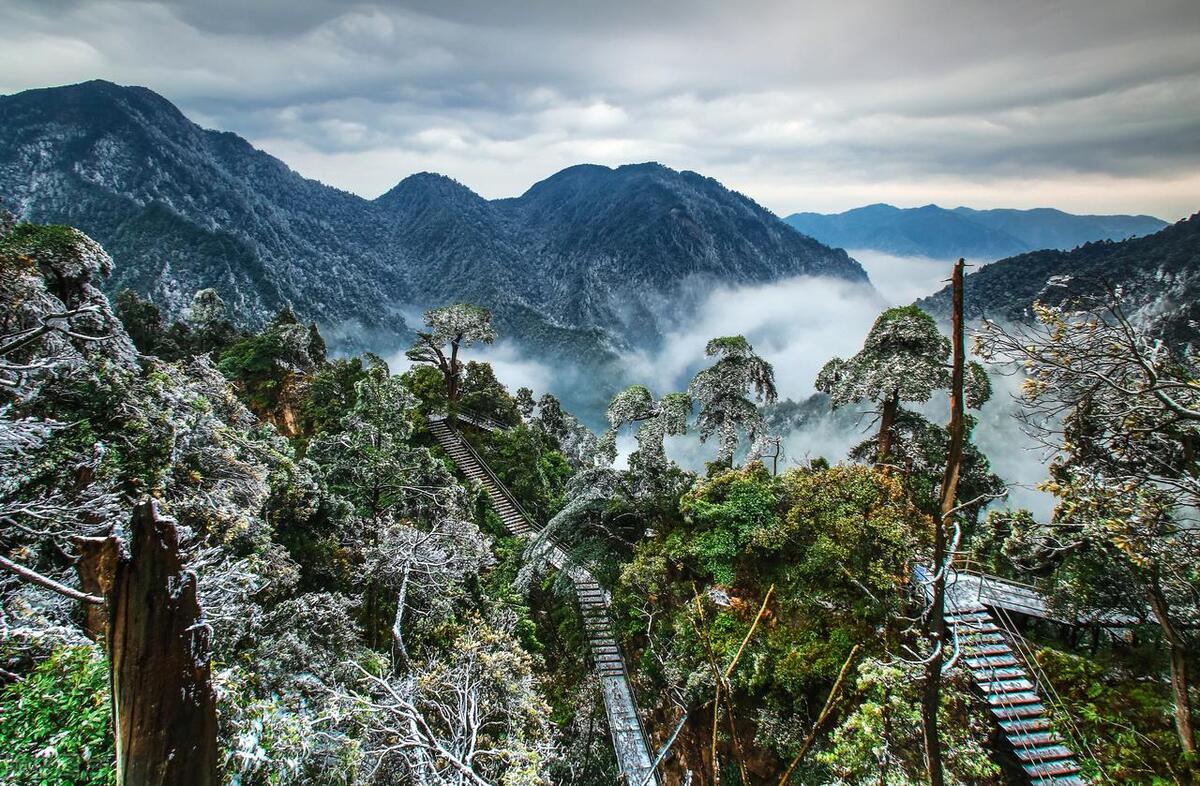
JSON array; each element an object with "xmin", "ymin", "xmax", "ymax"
[
  {"xmin": 941, "ymin": 578, "xmax": 1088, "ymax": 785},
  {"xmin": 429, "ymin": 416, "xmax": 659, "ymax": 786}
]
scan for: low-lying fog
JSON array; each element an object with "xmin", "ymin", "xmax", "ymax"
[{"xmin": 390, "ymin": 251, "xmax": 1056, "ymax": 519}]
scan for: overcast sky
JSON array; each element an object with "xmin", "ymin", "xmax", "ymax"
[{"xmin": 2, "ymin": 0, "xmax": 1198, "ymax": 219}]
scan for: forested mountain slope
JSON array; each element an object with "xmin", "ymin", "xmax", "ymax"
[
  {"xmin": 0, "ymin": 80, "xmax": 866, "ymax": 357},
  {"xmin": 918, "ymin": 213, "xmax": 1200, "ymax": 347}
]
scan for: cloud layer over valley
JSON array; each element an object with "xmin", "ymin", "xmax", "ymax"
[{"xmin": 418, "ymin": 263, "xmax": 1057, "ymax": 519}]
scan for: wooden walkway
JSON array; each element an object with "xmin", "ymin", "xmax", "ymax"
[
  {"xmin": 919, "ymin": 566, "xmax": 1089, "ymax": 785},
  {"xmin": 429, "ymin": 416, "xmax": 659, "ymax": 786},
  {"xmin": 951, "ymin": 568, "xmax": 1138, "ymax": 627}
]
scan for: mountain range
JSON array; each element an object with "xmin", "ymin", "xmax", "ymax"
[
  {"xmin": 0, "ymin": 80, "xmax": 865, "ymax": 359},
  {"xmin": 784, "ymin": 203, "xmax": 1167, "ymax": 259}
]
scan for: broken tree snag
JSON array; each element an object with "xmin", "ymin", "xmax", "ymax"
[
  {"xmin": 108, "ymin": 499, "xmax": 218, "ymax": 786},
  {"xmin": 922, "ymin": 257, "xmax": 967, "ymax": 786},
  {"xmin": 75, "ymin": 535, "xmax": 119, "ymax": 641}
]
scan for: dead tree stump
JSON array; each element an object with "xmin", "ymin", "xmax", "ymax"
[{"xmin": 108, "ymin": 499, "xmax": 218, "ymax": 786}]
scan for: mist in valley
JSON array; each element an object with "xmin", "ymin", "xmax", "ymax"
[{"xmin": 391, "ymin": 252, "xmax": 1057, "ymax": 519}]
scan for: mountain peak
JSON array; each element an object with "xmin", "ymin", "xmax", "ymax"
[
  {"xmin": 2, "ymin": 79, "xmax": 186, "ymax": 120},
  {"xmin": 375, "ymin": 171, "xmax": 485, "ymax": 208}
]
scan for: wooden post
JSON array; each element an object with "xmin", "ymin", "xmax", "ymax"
[
  {"xmin": 108, "ymin": 499, "xmax": 218, "ymax": 786},
  {"xmin": 922, "ymin": 258, "xmax": 966, "ymax": 786}
]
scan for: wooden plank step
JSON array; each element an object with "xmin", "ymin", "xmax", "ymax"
[
  {"xmin": 979, "ymin": 678, "xmax": 1035, "ymax": 694},
  {"xmin": 1000, "ymin": 717, "xmax": 1052, "ymax": 734},
  {"xmin": 1030, "ymin": 776, "xmax": 1088, "ymax": 786},
  {"xmin": 973, "ymin": 666, "xmax": 1026, "ymax": 681},
  {"xmin": 992, "ymin": 703, "xmax": 1047, "ymax": 720},
  {"xmin": 987, "ymin": 691, "xmax": 1042, "ymax": 707},
  {"xmin": 1023, "ymin": 760, "xmax": 1081, "ymax": 779},
  {"xmin": 959, "ymin": 634, "xmax": 1008, "ymax": 647},
  {"xmin": 1014, "ymin": 745, "xmax": 1075, "ymax": 764},
  {"xmin": 1008, "ymin": 731, "xmax": 1063, "ymax": 748},
  {"xmin": 967, "ymin": 654, "xmax": 1019, "ymax": 669}
]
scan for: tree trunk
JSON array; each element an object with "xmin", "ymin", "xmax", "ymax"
[
  {"xmin": 922, "ymin": 258, "xmax": 967, "ymax": 786},
  {"xmin": 1147, "ymin": 579, "xmax": 1197, "ymax": 760},
  {"xmin": 447, "ymin": 333, "xmax": 462, "ymax": 404},
  {"xmin": 108, "ymin": 499, "xmax": 218, "ymax": 786},
  {"xmin": 391, "ymin": 566, "xmax": 411, "ymax": 670},
  {"xmin": 877, "ymin": 390, "xmax": 899, "ymax": 465}
]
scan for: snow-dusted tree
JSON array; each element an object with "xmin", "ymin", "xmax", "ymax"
[
  {"xmin": 528, "ymin": 392, "xmax": 599, "ymax": 469},
  {"xmin": 405, "ymin": 303, "xmax": 496, "ymax": 406},
  {"xmin": 343, "ymin": 619, "xmax": 558, "ymax": 786},
  {"xmin": 308, "ymin": 370, "xmax": 474, "ymax": 647},
  {"xmin": 554, "ymin": 413, "xmax": 600, "ymax": 471},
  {"xmin": 309, "ymin": 371, "xmax": 460, "ymax": 527},
  {"xmin": 185, "ymin": 288, "xmax": 229, "ymax": 327},
  {"xmin": 0, "ymin": 222, "xmax": 138, "ymax": 656},
  {"xmin": 689, "ymin": 336, "xmax": 778, "ymax": 466},
  {"xmin": 541, "ymin": 467, "xmax": 627, "ymax": 546},
  {"xmin": 597, "ymin": 385, "xmax": 691, "ymax": 472},
  {"xmin": 515, "ymin": 386, "xmax": 536, "ymax": 420},
  {"xmin": 535, "ymin": 393, "xmax": 565, "ymax": 438},
  {"xmin": 365, "ymin": 514, "xmax": 492, "ymax": 666},
  {"xmin": 746, "ymin": 432, "xmax": 785, "ymax": 474},
  {"xmin": 816, "ymin": 305, "xmax": 990, "ymax": 463},
  {"xmin": 847, "ymin": 410, "xmax": 1005, "ymax": 523},
  {"xmin": 1, "ymin": 223, "xmax": 136, "ymax": 397},
  {"xmin": 978, "ymin": 298, "xmax": 1200, "ymax": 756}
]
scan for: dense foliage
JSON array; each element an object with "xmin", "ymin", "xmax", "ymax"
[
  {"xmin": 0, "ymin": 646, "xmax": 113, "ymax": 786},
  {"xmin": 2, "ymin": 210, "xmax": 1195, "ymax": 785}
]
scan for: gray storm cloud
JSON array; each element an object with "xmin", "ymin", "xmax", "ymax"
[{"xmin": 1, "ymin": 0, "xmax": 1197, "ymax": 218}]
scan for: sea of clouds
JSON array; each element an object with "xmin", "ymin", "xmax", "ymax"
[{"xmin": 389, "ymin": 252, "xmax": 1056, "ymax": 518}]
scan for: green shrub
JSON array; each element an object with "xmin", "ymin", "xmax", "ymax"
[{"xmin": 0, "ymin": 645, "xmax": 114, "ymax": 786}]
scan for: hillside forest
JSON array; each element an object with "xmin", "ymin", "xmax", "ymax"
[{"xmin": 2, "ymin": 212, "xmax": 1198, "ymax": 786}]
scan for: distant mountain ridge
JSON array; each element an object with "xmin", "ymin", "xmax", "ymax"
[
  {"xmin": 784, "ymin": 203, "xmax": 1167, "ymax": 259},
  {"xmin": 0, "ymin": 80, "xmax": 866, "ymax": 359},
  {"xmin": 918, "ymin": 213, "xmax": 1200, "ymax": 350}
]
